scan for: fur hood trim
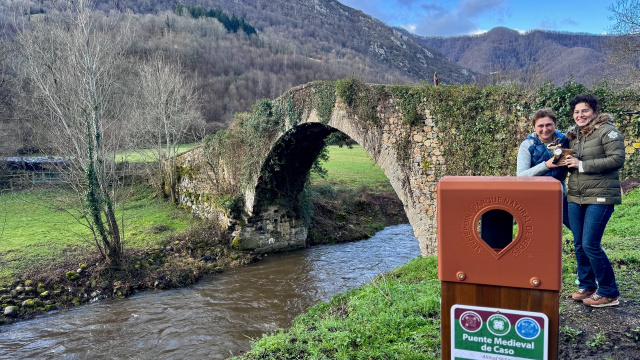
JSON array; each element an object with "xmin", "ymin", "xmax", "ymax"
[{"xmin": 566, "ymin": 113, "xmax": 614, "ymax": 140}]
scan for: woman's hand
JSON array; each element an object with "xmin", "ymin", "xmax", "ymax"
[
  {"xmin": 565, "ymin": 155, "xmax": 580, "ymax": 169},
  {"xmin": 545, "ymin": 156, "xmax": 567, "ymax": 168}
]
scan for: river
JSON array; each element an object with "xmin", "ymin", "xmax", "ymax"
[{"xmin": 0, "ymin": 224, "xmax": 421, "ymax": 359}]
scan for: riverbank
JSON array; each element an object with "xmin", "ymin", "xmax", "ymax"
[
  {"xmin": 1, "ymin": 144, "xmax": 405, "ymax": 325},
  {"xmin": 237, "ymin": 189, "xmax": 640, "ymax": 360},
  {"xmin": 0, "ymin": 183, "xmax": 407, "ymax": 325}
]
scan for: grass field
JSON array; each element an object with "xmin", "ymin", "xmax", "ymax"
[
  {"xmin": 311, "ymin": 145, "xmax": 393, "ymax": 191},
  {"xmin": 0, "ymin": 186, "xmax": 198, "ymax": 283},
  {"xmin": 115, "ymin": 143, "xmax": 198, "ymax": 162}
]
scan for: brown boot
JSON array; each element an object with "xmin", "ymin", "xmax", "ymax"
[
  {"xmin": 571, "ymin": 289, "xmax": 595, "ymax": 301},
  {"xmin": 583, "ymin": 294, "xmax": 620, "ymax": 307}
]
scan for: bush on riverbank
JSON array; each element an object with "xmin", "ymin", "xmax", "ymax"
[{"xmin": 238, "ymin": 189, "xmax": 640, "ymax": 359}]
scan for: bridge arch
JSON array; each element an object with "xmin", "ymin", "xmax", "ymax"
[{"xmin": 229, "ymin": 82, "xmax": 440, "ymax": 256}]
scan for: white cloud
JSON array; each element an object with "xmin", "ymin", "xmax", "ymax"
[{"xmin": 409, "ymin": 0, "xmax": 508, "ymax": 36}]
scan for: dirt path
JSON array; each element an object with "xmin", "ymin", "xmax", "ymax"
[{"xmin": 559, "ymin": 297, "xmax": 640, "ymax": 359}]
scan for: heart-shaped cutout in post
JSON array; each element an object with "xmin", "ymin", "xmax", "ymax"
[{"xmin": 476, "ymin": 209, "xmax": 519, "ymax": 259}]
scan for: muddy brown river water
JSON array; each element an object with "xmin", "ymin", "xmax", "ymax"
[{"xmin": 0, "ymin": 224, "xmax": 421, "ymax": 359}]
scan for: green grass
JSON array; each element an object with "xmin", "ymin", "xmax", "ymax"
[
  {"xmin": 311, "ymin": 145, "xmax": 393, "ymax": 191},
  {"xmin": 115, "ymin": 143, "xmax": 198, "ymax": 162},
  {"xmin": 240, "ymin": 189, "xmax": 640, "ymax": 359},
  {"xmin": 0, "ymin": 186, "xmax": 198, "ymax": 283},
  {"xmin": 238, "ymin": 256, "xmax": 442, "ymax": 360}
]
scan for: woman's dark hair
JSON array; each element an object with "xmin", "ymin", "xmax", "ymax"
[
  {"xmin": 531, "ymin": 108, "xmax": 557, "ymax": 127},
  {"xmin": 569, "ymin": 93, "xmax": 599, "ymax": 113}
]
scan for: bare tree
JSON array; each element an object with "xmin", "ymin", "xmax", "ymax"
[
  {"xmin": 131, "ymin": 55, "xmax": 205, "ymax": 203},
  {"xmin": 605, "ymin": 0, "xmax": 640, "ymax": 89},
  {"xmin": 15, "ymin": 0, "xmax": 135, "ymax": 268}
]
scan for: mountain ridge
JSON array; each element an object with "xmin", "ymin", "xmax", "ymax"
[{"xmin": 408, "ymin": 26, "xmax": 615, "ymax": 87}]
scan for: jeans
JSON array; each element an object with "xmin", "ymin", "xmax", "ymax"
[
  {"xmin": 568, "ymin": 203, "xmax": 619, "ymax": 298},
  {"xmin": 562, "ymin": 195, "xmax": 571, "ymax": 230}
]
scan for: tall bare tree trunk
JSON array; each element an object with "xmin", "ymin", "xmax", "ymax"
[{"xmin": 15, "ymin": 0, "xmax": 132, "ymax": 268}]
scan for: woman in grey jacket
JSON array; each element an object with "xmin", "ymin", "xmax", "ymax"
[{"xmin": 565, "ymin": 93, "xmax": 625, "ymax": 308}]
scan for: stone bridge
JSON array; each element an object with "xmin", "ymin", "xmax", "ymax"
[
  {"xmin": 178, "ymin": 80, "xmax": 445, "ymax": 256},
  {"xmin": 176, "ymin": 80, "xmax": 639, "ymax": 256}
]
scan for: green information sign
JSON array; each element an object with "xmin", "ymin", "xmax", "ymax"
[{"xmin": 451, "ymin": 304, "xmax": 548, "ymax": 360}]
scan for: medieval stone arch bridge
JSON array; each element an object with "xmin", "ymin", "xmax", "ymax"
[{"xmin": 177, "ymin": 81, "xmax": 541, "ymax": 256}]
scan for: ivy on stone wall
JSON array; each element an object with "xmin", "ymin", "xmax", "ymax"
[
  {"xmin": 387, "ymin": 83, "xmax": 533, "ymax": 176},
  {"xmin": 286, "ymin": 93, "xmax": 304, "ymax": 128},
  {"xmin": 312, "ymin": 81, "xmax": 336, "ymax": 124},
  {"xmin": 387, "ymin": 79, "xmax": 639, "ymax": 178},
  {"xmin": 335, "ymin": 77, "xmax": 385, "ymax": 126},
  {"xmin": 429, "ymin": 85, "xmax": 533, "ymax": 176},
  {"xmin": 389, "ymin": 84, "xmax": 423, "ymax": 127}
]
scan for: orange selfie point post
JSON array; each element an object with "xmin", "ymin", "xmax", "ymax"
[{"xmin": 437, "ymin": 176, "xmax": 561, "ymax": 360}]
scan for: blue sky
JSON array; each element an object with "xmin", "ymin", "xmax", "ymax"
[{"xmin": 338, "ymin": 0, "xmax": 618, "ymax": 37}]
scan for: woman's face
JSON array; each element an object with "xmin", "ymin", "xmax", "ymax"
[
  {"xmin": 534, "ymin": 116, "xmax": 556, "ymax": 143},
  {"xmin": 573, "ymin": 102, "xmax": 597, "ymax": 126}
]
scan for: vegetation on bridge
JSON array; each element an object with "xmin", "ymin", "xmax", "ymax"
[
  {"xmin": 197, "ymin": 78, "xmax": 640, "ymax": 225},
  {"xmin": 386, "ymin": 78, "xmax": 640, "ymax": 178}
]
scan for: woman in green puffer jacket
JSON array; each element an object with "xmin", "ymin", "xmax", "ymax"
[{"xmin": 564, "ymin": 93, "xmax": 625, "ymax": 308}]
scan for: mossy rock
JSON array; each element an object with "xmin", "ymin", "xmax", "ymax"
[
  {"xmin": 3, "ymin": 305, "xmax": 18, "ymax": 317},
  {"xmin": 214, "ymin": 267, "xmax": 224, "ymax": 273},
  {"xmin": 40, "ymin": 291, "xmax": 50, "ymax": 298},
  {"xmin": 21, "ymin": 299, "xmax": 36, "ymax": 308},
  {"xmin": 44, "ymin": 304, "xmax": 58, "ymax": 312},
  {"xmin": 24, "ymin": 280, "xmax": 34, "ymax": 287}
]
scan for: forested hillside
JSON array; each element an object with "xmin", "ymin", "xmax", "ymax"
[
  {"xmin": 0, "ymin": 0, "xmax": 477, "ymax": 156},
  {"xmin": 413, "ymin": 27, "xmax": 616, "ymax": 87}
]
